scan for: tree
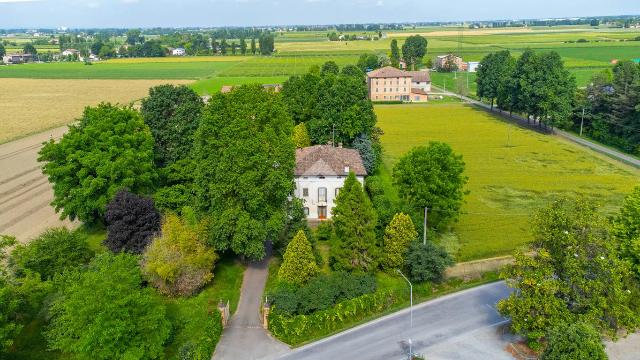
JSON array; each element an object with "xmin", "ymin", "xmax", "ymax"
[
  {"xmin": 0, "ymin": 43, "xmax": 5, "ymax": 58},
  {"xmin": 250, "ymin": 38, "xmax": 256, "ymax": 54},
  {"xmin": 10, "ymin": 228, "xmax": 93, "ymax": 280},
  {"xmin": 292, "ymin": 122, "xmax": 311, "ymax": 148},
  {"xmin": 476, "ymin": 50, "xmax": 516, "ymax": 110},
  {"xmin": 143, "ymin": 212, "xmax": 217, "ymax": 296},
  {"xmin": 220, "ymin": 39, "xmax": 228, "ymax": 55},
  {"xmin": 499, "ymin": 198, "xmax": 639, "ymax": 347},
  {"xmin": 240, "ymin": 37, "xmax": 247, "ymax": 55},
  {"xmin": 329, "ymin": 172, "xmax": 379, "ymax": 272},
  {"xmin": 194, "ymin": 85, "xmax": 295, "ymax": 260},
  {"xmin": 259, "ymin": 33, "xmax": 275, "ymax": 55},
  {"xmin": 614, "ymin": 185, "xmax": 640, "ymax": 277},
  {"xmin": 541, "ymin": 322, "xmax": 608, "ymax": 360},
  {"xmin": 401, "ymin": 35, "xmax": 427, "ymax": 70},
  {"xmin": 357, "ymin": 53, "xmax": 380, "ymax": 72},
  {"xmin": 104, "ymin": 189, "xmax": 161, "ymax": 254},
  {"xmin": 277, "ymin": 230, "xmax": 318, "ymax": 285},
  {"xmin": 126, "ymin": 29, "xmax": 144, "ymax": 45},
  {"xmin": 382, "ymin": 213, "xmax": 417, "ymax": 269},
  {"xmin": 351, "ymin": 133, "xmax": 378, "ymax": 174},
  {"xmin": 341, "ymin": 64, "xmax": 365, "ymax": 78},
  {"xmin": 282, "ymin": 71, "xmax": 322, "ymax": 124},
  {"xmin": 392, "ymin": 142, "xmax": 468, "ymax": 230},
  {"xmin": 390, "ymin": 39, "xmax": 400, "ymax": 68},
  {"xmin": 321, "ymin": 61, "xmax": 339, "ymax": 76},
  {"xmin": 22, "ymin": 43, "xmax": 37, "ymax": 55},
  {"xmin": 38, "ymin": 104, "xmax": 157, "ymax": 223},
  {"xmin": 46, "ymin": 253, "xmax": 170, "ymax": 360},
  {"xmin": 140, "ymin": 84, "xmax": 204, "ymax": 167},
  {"xmin": 404, "ymin": 241, "xmax": 453, "ymax": 282}
]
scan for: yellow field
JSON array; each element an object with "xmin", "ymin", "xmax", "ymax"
[
  {"xmin": 103, "ymin": 56, "xmax": 253, "ymax": 64},
  {"xmin": 0, "ymin": 78, "xmax": 192, "ymax": 143}
]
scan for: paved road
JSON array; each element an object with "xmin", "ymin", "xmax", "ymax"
[
  {"xmin": 276, "ymin": 282, "xmax": 513, "ymax": 360},
  {"xmin": 436, "ymin": 88, "xmax": 640, "ymax": 169},
  {"xmin": 0, "ymin": 126, "xmax": 76, "ymax": 242},
  {"xmin": 213, "ymin": 245, "xmax": 289, "ymax": 360}
]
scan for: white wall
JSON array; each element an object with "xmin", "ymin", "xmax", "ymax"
[
  {"xmin": 294, "ymin": 175, "xmax": 365, "ymax": 219},
  {"xmin": 412, "ymin": 81, "xmax": 432, "ymax": 92}
]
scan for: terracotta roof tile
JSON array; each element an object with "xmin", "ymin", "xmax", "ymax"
[{"xmin": 295, "ymin": 145, "xmax": 367, "ymax": 176}]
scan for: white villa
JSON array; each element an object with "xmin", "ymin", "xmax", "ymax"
[{"xmin": 294, "ymin": 145, "xmax": 367, "ymax": 220}]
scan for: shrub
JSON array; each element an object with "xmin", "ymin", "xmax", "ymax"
[
  {"xmin": 278, "ymin": 230, "xmax": 318, "ymax": 286},
  {"xmin": 383, "ymin": 213, "xmax": 418, "ymax": 269},
  {"xmin": 143, "ymin": 214, "xmax": 217, "ymax": 296},
  {"xmin": 104, "ymin": 189, "xmax": 161, "ymax": 254},
  {"xmin": 268, "ymin": 272, "xmax": 376, "ymax": 315},
  {"xmin": 292, "ymin": 123, "xmax": 311, "ymax": 148},
  {"xmin": 541, "ymin": 322, "xmax": 607, "ymax": 360},
  {"xmin": 10, "ymin": 228, "xmax": 93, "ymax": 280},
  {"xmin": 314, "ymin": 221, "xmax": 333, "ymax": 242},
  {"xmin": 404, "ymin": 241, "xmax": 453, "ymax": 283},
  {"xmin": 45, "ymin": 253, "xmax": 170, "ymax": 360},
  {"xmin": 177, "ymin": 310, "xmax": 222, "ymax": 360}
]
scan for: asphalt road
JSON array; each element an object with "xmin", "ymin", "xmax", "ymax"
[
  {"xmin": 0, "ymin": 126, "xmax": 76, "ymax": 242},
  {"xmin": 275, "ymin": 281, "xmax": 513, "ymax": 360}
]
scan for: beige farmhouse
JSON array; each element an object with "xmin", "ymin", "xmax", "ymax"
[{"xmin": 366, "ymin": 66, "xmax": 431, "ymax": 102}]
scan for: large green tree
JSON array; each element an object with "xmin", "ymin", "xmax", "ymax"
[
  {"xmin": 401, "ymin": 35, "xmax": 427, "ymax": 70},
  {"xmin": 22, "ymin": 43, "xmax": 37, "ymax": 55},
  {"xmin": 0, "ymin": 43, "xmax": 6, "ymax": 58},
  {"xmin": 499, "ymin": 198, "xmax": 639, "ymax": 347},
  {"xmin": 476, "ymin": 50, "xmax": 516, "ymax": 110},
  {"xmin": 38, "ymin": 103, "xmax": 157, "ymax": 223},
  {"xmin": 46, "ymin": 253, "xmax": 170, "ymax": 360},
  {"xmin": 541, "ymin": 322, "xmax": 608, "ymax": 360},
  {"xmin": 140, "ymin": 84, "xmax": 204, "ymax": 167},
  {"xmin": 356, "ymin": 53, "xmax": 380, "ymax": 72},
  {"xmin": 392, "ymin": 142, "xmax": 468, "ymax": 230},
  {"xmin": 194, "ymin": 85, "xmax": 295, "ymax": 260},
  {"xmin": 390, "ymin": 39, "xmax": 400, "ymax": 68},
  {"xmin": 614, "ymin": 185, "xmax": 640, "ymax": 278},
  {"xmin": 330, "ymin": 172, "xmax": 379, "ymax": 272}
]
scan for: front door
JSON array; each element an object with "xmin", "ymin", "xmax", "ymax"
[{"xmin": 318, "ymin": 206, "xmax": 327, "ymax": 220}]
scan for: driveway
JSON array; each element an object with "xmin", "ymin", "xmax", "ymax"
[
  {"xmin": 213, "ymin": 246, "xmax": 289, "ymax": 360},
  {"xmin": 0, "ymin": 126, "xmax": 76, "ymax": 242}
]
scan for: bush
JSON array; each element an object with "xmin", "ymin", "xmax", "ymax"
[
  {"xmin": 268, "ymin": 272, "xmax": 376, "ymax": 316},
  {"xmin": 404, "ymin": 241, "xmax": 453, "ymax": 283},
  {"xmin": 541, "ymin": 322, "xmax": 607, "ymax": 360},
  {"xmin": 10, "ymin": 228, "xmax": 93, "ymax": 280},
  {"xmin": 143, "ymin": 213, "xmax": 217, "ymax": 296},
  {"xmin": 177, "ymin": 310, "xmax": 222, "ymax": 360},
  {"xmin": 104, "ymin": 189, "xmax": 161, "ymax": 254},
  {"xmin": 278, "ymin": 230, "xmax": 318, "ymax": 285},
  {"xmin": 383, "ymin": 213, "xmax": 418, "ymax": 269}
]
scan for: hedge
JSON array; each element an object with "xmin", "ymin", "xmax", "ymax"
[
  {"xmin": 268, "ymin": 290, "xmax": 397, "ymax": 345},
  {"xmin": 176, "ymin": 309, "xmax": 222, "ymax": 360}
]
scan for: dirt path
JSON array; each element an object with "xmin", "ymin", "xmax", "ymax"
[
  {"xmin": 0, "ymin": 125, "xmax": 76, "ymax": 242},
  {"xmin": 213, "ymin": 244, "xmax": 289, "ymax": 360}
]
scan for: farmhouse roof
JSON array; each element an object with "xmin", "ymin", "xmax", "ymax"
[
  {"xmin": 411, "ymin": 88, "xmax": 429, "ymax": 95},
  {"xmin": 408, "ymin": 70, "xmax": 431, "ymax": 82},
  {"xmin": 295, "ymin": 145, "xmax": 367, "ymax": 176},
  {"xmin": 366, "ymin": 66, "xmax": 410, "ymax": 79}
]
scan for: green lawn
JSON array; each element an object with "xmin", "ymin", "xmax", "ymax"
[
  {"xmin": 190, "ymin": 75, "xmax": 289, "ymax": 95},
  {"xmin": 375, "ymin": 103, "xmax": 640, "ymax": 261}
]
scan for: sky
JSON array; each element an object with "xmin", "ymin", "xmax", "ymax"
[{"xmin": 0, "ymin": 0, "xmax": 638, "ymax": 28}]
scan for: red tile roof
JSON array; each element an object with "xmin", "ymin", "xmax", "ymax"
[{"xmin": 295, "ymin": 145, "xmax": 367, "ymax": 176}]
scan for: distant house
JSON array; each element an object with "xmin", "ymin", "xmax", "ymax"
[
  {"xmin": 398, "ymin": 60, "xmax": 407, "ymax": 69},
  {"xmin": 61, "ymin": 49, "xmax": 80, "ymax": 56},
  {"xmin": 467, "ymin": 61, "xmax": 480, "ymax": 72},
  {"xmin": 172, "ymin": 48, "xmax": 186, "ymax": 56},
  {"xmin": 294, "ymin": 145, "xmax": 367, "ymax": 220},
  {"xmin": 366, "ymin": 66, "xmax": 431, "ymax": 102},
  {"xmin": 436, "ymin": 54, "xmax": 467, "ymax": 71},
  {"xmin": 2, "ymin": 54, "xmax": 33, "ymax": 64}
]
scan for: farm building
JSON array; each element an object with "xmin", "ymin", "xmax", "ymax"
[
  {"xmin": 294, "ymin": 145, "xmax": 366, "ymax": 221},
  {"xmin": 467, "ymin": 61, "xmax": 480, "ymax": 72},
  {"xmin": 172, "ymin": 48, "xmax": 186, "ymax": 56},
  {"xmin": 366, "ymin": 66, "xmax": 431, "ymax": 102},
  {"xmin": 436, "ymin": 54, "xmax": 467, "ymax": 71},
  {"xmin": 61, "ymin": 49, "xmax": 80, "ymax": 56},
  {"xmin": 2, "ymin": 54, "xmax": 33, "ymax": 64}
]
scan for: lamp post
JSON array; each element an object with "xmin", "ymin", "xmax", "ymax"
[{"xmin": 397, "ymin": 269, "xmax": 413, "ymax": 359}]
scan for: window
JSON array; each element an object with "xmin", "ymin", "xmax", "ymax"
[
  {"xmin": 318, "ymin": 187, "xmax": 327, "ymax": 202},
  {"xmin": 303, "ymin": 207, "xmax": 309, "ymax": 216},
  {"xmin": 318, "ymin": 206, "xmax": 327, "ymax": 219},
  {"xmin": 302, "ymin": 188, "xmax": 309, "ymax": 197},
  {"xmin": 335, "ymin": 187, "xmax": 341, "ymax": 197}
]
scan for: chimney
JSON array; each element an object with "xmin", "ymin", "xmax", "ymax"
[{"xmin": 344, "ymin": 166, "xmax": 350, "ymax": 174}]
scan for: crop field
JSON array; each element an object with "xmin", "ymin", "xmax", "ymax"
[
  {"xmin": 190, "ymin": 75, "xmax": 289, "ymax": 94},
  {"xmin": 0, "ymin": 78, "xmax": 191, "ymax": 143},
  {"xmin": 375, "ymin": 103, "xmax": 640, "ymax": 261},
  {"xmin": 218, "ymin": 54, "xmax": 360, "ymax": 76}
]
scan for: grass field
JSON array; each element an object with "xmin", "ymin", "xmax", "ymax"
[
  {"xmin": 375, "ymin": 103, "xmax": 640, "ymax": 261},
  {"xmin": 190, "ymin": 75, "xmax": 289, "ymax": 94},
  {"xmin": 0, "ymin": 78, "xmax": 191, "ymax": 143}
]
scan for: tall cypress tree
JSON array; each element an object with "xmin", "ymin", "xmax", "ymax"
[
  {"xmin": 390, "ymin": 39, "xmax": 400, "ymax": 68},
  {"xmin": 330, "ymin": 172, "xmax": 379, "ymax": 272}
]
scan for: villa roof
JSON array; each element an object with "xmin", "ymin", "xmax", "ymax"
[
  {"xmin": 408, "ymin": 70, "xmax": 431, "ymax": 82},
  {"xmin": 295, "ymin": 145, "xmax": 367, "ymax": 176},
  {"xmin": 366, "ymin": 66, "xmax": 410, "ymax": 79}
]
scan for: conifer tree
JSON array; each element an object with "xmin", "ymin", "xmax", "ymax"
[
  {"xmin": 330, "ymin": 172, "xmax": 379, "ymax": 272},
  {"xmin": 292, "ymin": 122, "xmax": 311, "ymax": 148},
  {"xmin": 278, "ymin": 230, "xmax": 318, "ymax": 285},
  {"xmin": 382, "ymin": 213, "xmax": 417, "ymax": 269}
]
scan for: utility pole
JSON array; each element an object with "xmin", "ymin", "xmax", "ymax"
[
  {"xmin": 443, "ymin": 79, "xmax": 446, "ymax": 92},
  {"xmin": 579, "ymin": 108, "xmax": 585, "ymax": 137},
  {"xmin": 423, "ymin": 207, "xmax": 428, "ymax": 245},
  {"xmin": 397, "ymin": 270, "xmax": 413, "ymax": 360}
]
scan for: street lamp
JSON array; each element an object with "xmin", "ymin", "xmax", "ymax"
[{"xmin": 397, "ymin": 269, "xmax": 413, "ymax": 359}]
